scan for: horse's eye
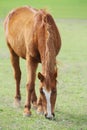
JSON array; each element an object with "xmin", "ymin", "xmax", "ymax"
[{"xmin": 52, "ymin": 89, "xmax": 56, "ymax": 94}]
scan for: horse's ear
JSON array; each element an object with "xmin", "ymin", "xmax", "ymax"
[{"xmin": 38, "ymin": 72, "xmax": 44, "ymax": 82}]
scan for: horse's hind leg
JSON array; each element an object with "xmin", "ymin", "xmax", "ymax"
[
  {"xmin": 11, "ymin": 52, "xmax": 21, "ymax": 107},
  {"xmin": 8, "ymin": 44, "xmax": 21, "ymax": 107}
]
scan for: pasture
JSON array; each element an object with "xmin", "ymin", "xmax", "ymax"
[{"xmin": 0, "ymin": 0, "xmax": 87, "ymax": 130}]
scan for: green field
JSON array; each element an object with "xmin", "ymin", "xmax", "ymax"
[
  {"xmin": 0, "ymin": 0, "xmax": 87, "ymax": 19},
  {"xmin": 0, "ymin": 0, "xmax": 87, "ymax": 130}
]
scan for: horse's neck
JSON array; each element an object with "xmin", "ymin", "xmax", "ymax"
[
  {"xmin": 40, "ymin": 23, "xmax": 56, "ymax": 76},
  {"xmin": 42, "ymin": 44, "xmax": 56, "ymax": 77}
]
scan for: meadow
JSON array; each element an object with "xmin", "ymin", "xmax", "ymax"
[
  {"xmin": 0, "ymin": 0, "xmax": 87, "ymax": 130},
  {"xmin": 0, "ymin": 0, "xmax": 87, "ymax": 19}
]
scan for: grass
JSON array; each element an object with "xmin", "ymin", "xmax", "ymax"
[
  {"xmin": 0, "ymin": 1, "xmax": 87, "ymax": 130},
  {"xmin": 0, "ymin": 19, "xmax": 87, "ymax": 130}
]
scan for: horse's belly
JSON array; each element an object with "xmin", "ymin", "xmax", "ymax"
[
  {"xmin": 8, "ymin": 35, "xmax": 26, "ymax": 59},
  {"xmin": 13, "ymin": 43, "xmax": 26, "ymax": 59}
]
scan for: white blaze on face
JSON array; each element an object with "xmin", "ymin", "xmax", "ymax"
[{"xmin": 43, "ymin": 88, "xmax": 53, "ymax": 118}]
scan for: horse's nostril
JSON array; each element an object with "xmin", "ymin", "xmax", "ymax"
[
  {"xmin": 52, "ymin": 113, "xmax": 55, "ymax": 117},
  {"xmin": 45, "ymin": 113, "xmax": 47, "ymax": 118}
]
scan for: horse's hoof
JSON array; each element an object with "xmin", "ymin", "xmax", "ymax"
[
  {"xmin": 14, "ymin": 99, "xmax": 21, "ymax": 108},
  {"xmin": 37, "ymin": 106, "xmax": 44, "ymax": 115},
  {"xmin": 23, "ymin": 112, "xmax": 31, "ymax": 117},
  {"xmin": 23, "ymin": 108, "xmax": 31, "ymax": 117},
  {"xmin": 32, "ymin": 102, "xmax": 37, "ymax": 110},
  {"xmin": 37, "ymin": 110, "xmax": 44, "ymax": 115}
]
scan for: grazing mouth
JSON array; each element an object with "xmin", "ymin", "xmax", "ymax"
[{"xmin": 45, "ymin": 113, "xmax": 55, "ymax": 120}]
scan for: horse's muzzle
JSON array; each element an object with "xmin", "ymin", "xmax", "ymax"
[{"xmin": 45, "ymin": 113, "xmax": 55, "ymax": 120}]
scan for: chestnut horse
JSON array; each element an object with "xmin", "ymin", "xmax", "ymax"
[{"xmin": 4, "ymin": 6, "xmax": 61, "ymax": 119}]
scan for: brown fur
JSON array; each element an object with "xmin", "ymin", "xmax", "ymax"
[{"xmin": 4, "ymin": 6, "xmax": 61, "ymax": 117}]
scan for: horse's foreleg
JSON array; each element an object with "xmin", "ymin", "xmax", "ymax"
[
  {"xmin": 37, "ymin": 96, "xmax": 44, "ymax": 115},
  {"xmin": 10, "ymin": 49, "xmax": 21, "ymax": 107},
  {"xmin": 24, "ymin": 56, "xmax": 38, "ymax": 116},
  {"xmin": 31, "ymin": 89, "xmax": 37, "ymax": 109}
]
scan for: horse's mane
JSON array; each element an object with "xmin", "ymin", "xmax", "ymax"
[
  {"xmin": 41, "ymin": 11, "xmax": 57, "ymax": 79},
  {"xmin": 34, "ymin": 9, "xmax": 57, "ymax": 82}
]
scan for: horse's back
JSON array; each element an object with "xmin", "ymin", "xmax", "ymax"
[{"xmin": 4, "ymin": 6, "xmax": 37, "ymax": 32}]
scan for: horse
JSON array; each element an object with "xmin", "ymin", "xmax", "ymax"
[{"xmin": 4, "ymin": 6, "xmax": 61, "ymax": 119}]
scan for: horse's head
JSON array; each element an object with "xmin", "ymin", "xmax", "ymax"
[{"xmin": 38, "ymin": 71, "xmax": 57, "ymax": 119}]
